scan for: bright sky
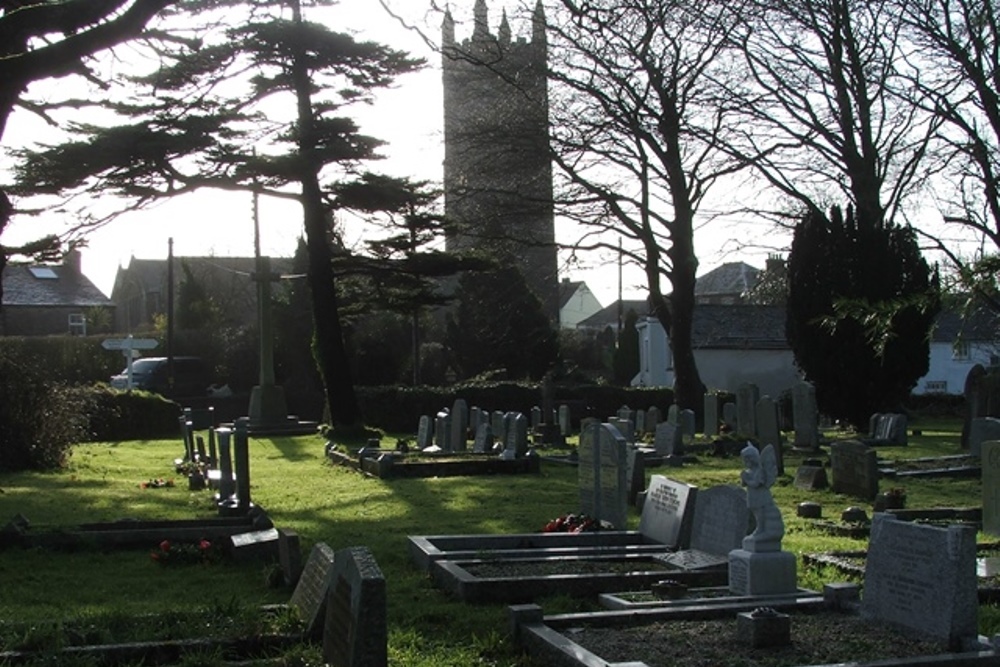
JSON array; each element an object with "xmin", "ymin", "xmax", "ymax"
[{"xmin": 0, "ymin": 0, "xmax": 788, "ymax": 305}]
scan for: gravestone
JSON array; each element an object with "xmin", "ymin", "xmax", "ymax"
[
  {"xmin": 322, "ymin": 546, "xmax": 387, "ymax": 667},
  {"xmin": 216, "ymin": 427, "xmax": 235, "ymax": 505},
  {"xmin": 722, "ymin": 402, "xmax": 737, "ymax": 430},
  {"xmin": 416, "ymin": 415, "xmax": 433, "ymax": 451},
  {"xmin": 230, "ymin": 527, "xmax": 279, "ymax": 563},
  {"xmin": 657, "ymin": 485, "xmax": 748, "ymax": 570},
  {"xmin": 434, "ymin": 410, "xmax": 452, "ymax": 452},
  {"xmin": 558, "ymin": 404, "xmax": 572, "ymax": 436},
  {"xmin": 666, "ymin": 404, "xmax": 679, "ymax": 425},
  {"xmin": 473, "ymin": 423, "xmax": 494, "ymax": 454},
  {"xmin": 868, "ymin": 413, "xmax": 907, "ymax": 446},
  {"xmin": 646, "ymin": 406, "xmax": 661, "ymax": 434},
  {"xmin": 755, "ymin": 396, "xmax": 784, "ymax": 474},
  {"xmin": 982, "ymin": 441, "xmax": 1000, "ymax": 537},
  {"xmin": 861, "ymin": 514, "xmax": 977, "ymax": 649},
  {"xmin": 793, "ymin": 461, "xmax": 828, "ymax": 491},
  {"xmin": 791, "ymin": 381, "xmax": 820, "ymax": 450},
  {"xmin": 613, "ymin": 418, "xmax": 635, "ymax": 444},
  {"xmin": 679, "ymin": 409, "xmax": 696, "ymax": 441},
  {"xmin": 830, "ymin": 440, "xmax": 878, "ymax": 500},
  {"xmin": 703, "ymin": 394, "xmax": 719, "ymax": 438},
  {"xmin": 635, "ymin": 409, "xmax": 646, "ymax": 435},
  {"xmin": 219, "ymin": 418, "xmax": 251, "ymax": 515},
  {"xmin": 638, "ymin": 474, "xmax": 698, "ymax": 547},
  {"xmin": 492, "ymin": 411, "xmax": 506, "ymax": 445},
  {"xmin": 962, "ymin": 364, "xmax": 1000, "ymax": 448},
  {"xmin": 278, "ymin": 528, "xmax": 303, "ymax": 587},
  {"xmin": 653, "ymin": 421, "xmax": 682, "ymax": 457},
  {"xmin": 736, "ymin": 383, "xmax": 760, "ymax": 436},
  {"xmin": 968, "ymin": 417, "xmax": 1000, "ymax": 457},
  {"xmin": 625, "ymin": 446, "xmax": 646, "ymax": 506},
  {"xmin": 617, "ymin": 405, "xmax": 633, "ymax": 422},
  {"xmin": 469, "ymin": 406, "xmax": 481, "ymax": 431},
  {"xmin": 290, "ymin": 542, "xmax": 337, "ymax": 640},
  {"xmin": 578, "ymin": 422, "xmax": 629, "ymax": 530},
  {"xmin": 451, "ymin": 399, "xmax": 468, "ymax": 452},
  {"xmin": 531, "ymin": 406, "xmax": 543, "ymax": 430},
  {"xmin": 505, "ymin": 412, "xmax": 529, "ymax": 457}
]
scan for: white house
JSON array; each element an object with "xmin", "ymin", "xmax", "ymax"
[
  {"xmin": 916, "ymin": 307, "xmax": 999, "ymax": 395},
  {"xmin": 633, "ymin": 306, "xmax": 801, "ymax": 397},
  {"xmin": 558, "ymin": 278, "xmax": 604, "ymax": 329}
]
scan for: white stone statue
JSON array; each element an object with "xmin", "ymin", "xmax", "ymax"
[{"xmin": 740, "ymin": 443, "xmax": 784, "ymax": 552}]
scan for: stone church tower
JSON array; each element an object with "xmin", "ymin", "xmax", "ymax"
[{"xmin": 441, "ymin": 0, "xmax": 559, "ymax": 322}]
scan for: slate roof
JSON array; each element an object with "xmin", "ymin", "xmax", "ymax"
[
  {"xmin": 931, "ymin": 305, "xmax": 1000, "ymax": 343},
  {"xmin": 2, "ymin": 263, "xmax": 112, "ymax": 307},
  {"xmin": 112, "ymin": 255, "xmax": 297, "ymax": 297},
  {"xmin": 691, "ymin": 304, "xmax": 787, "ymax": 349},
  {"xmin": 694, "ymin": 262, "xmax": 761, "ymax": 301},
  {"xmin": 576, "ymin": 298, "xmax": 649, "ymax": 329},
  {"xmin": 558, "ymin": 279, "xmax": 585, "ymax": 310}
]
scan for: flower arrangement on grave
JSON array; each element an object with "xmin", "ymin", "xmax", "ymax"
[
  {"xmin": 150, "ymin": 538, "xmax": 221, "ymax": 567},
  {"xmin": 139, "ymin": 478, "xmax": 175, "ymax": 489},
  {"xmin": 541, "ymin": 513, "xmax": 613, "ymax": 533}
]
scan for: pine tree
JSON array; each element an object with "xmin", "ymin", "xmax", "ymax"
[{"xmin": 786, "ymin": 206, "xmax": 940, "ymax": 428}]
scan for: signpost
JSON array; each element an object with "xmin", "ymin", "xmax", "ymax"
[{"xmin": 102, "ymin": 336, "xmax": 158, "ymax": 389}]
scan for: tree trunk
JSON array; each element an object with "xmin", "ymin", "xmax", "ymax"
[{"xmin": 289, "ymin": 1, "xmax": 360, "ymax": 428}]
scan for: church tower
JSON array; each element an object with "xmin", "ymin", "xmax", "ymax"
[{"xmin": 441, "ymin": 0, "xmax": 559, "ymax": 323}]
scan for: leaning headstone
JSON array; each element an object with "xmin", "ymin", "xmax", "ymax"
[
  {"xmin": 492, "ymin": 411, "xmax": 506, "ymax": 445},
  {"xmin": 658, "ymin": 485, "xmax": 748, "ymax": 570},
  {"xmin": 791, "ymin": 381, "xmax": 820, "ymax": 450},
  {"xmin": 638, "ymin": 474, "xmax": 698, "ymax": 547},
  {"xmin": 830, "ymin": 440, "xmax": 878, "ymax": 500},
  {"xmin": 558, "ymin": 404, "xmax": 572, "ymax": 436},
  {"xmin": 505, "ymin": 412, "xmax": 529, "ymax": 458},
  {"xmin": 322, "ymin": 546, "xmax": 387, "ymax": 667},
  {"xmin": 625, "ymin": 446, "xmax": 646, "ymax": 507},
  {"xmin": 434, "ymin": 410, "xmax": 452, "ymax": 452},
  {"xmin": 645, "ymin": 406, "xmax": 661, "ymax": 434},
  {"xmin": 451, "ymin": 399, "xmax": 468, "ymax": 452},
  {"xmin": 861, "ymin": 514, "xmax": 977, "ymax": 649},
  {"xmin": 653, "ymin": 421, "xmax": 683, "ymax": 457},
  {"xmin": 666, "ymin": 404, "xmax": 679, "ymax": 425},
  {"xmin": 736, "ymin": 383, "xmax": 760, "ymax": 436},
  {"xmin": 578, "ymin": 422, "xmax": 629, "ymax": 530},
  {"xmin": 755, "ymin": 396, "xmax": 784, "ymax": 475},
  {"xmin": 472, "ymin": 422, "xmax": 493, "ymax": 454},
  {"xmin": 982, "ymin": 440, "xmax": 1000, "ymax": 537},
  {"xmin": 679, "ymin": 409, "xmax": 696, "ymax": 442},
  {"xmin": 290, "ymin": 543, "xmax": 337, "ymax": 640},
  {"xmin": 722, "ymin": 402, "xmax": 737, "ymax": 431},
  {"xmin": 793, "ymin": 460, "xmax": 828, "ymax": 491},
  {"xmin": 703, "ymin": 394, "xmax": 719, "ymax": 438},
  {"xmin": 968, "ymin": 417, "xmax": 1000, "ymax": 458},
  {"xmin": 416, "ymin": 415, "xmax": 433, "ymax": 451}
]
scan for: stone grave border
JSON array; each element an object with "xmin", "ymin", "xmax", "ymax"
[
  {"xmin": 508, "ymin": 596, "xmax": 999, "ymax": 667},
  {"xmin": 597, "ymin": 586, "xmax": 820, "ymax": 611},
  {"xmin": 408, "ymin": 530, "xmax": 668, "ymax": 573},
  {"xmin": 327, "ymin": 448, "xmax": 540, "ymax": 479},
  {"xmin": 808, "ymin": 506, "xmax": 982, "ymax": 539},
  {"xmin": 429, "ymin": 553, "xmax": 726, "ymax": 604},
  {"xmin": 880, "ymin": 454, "xmax": 982, "ymax": 479}
]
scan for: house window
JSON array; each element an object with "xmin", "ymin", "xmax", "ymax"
[
  {"xmin": 953, "ymin": 341, "xmax": 970, "ymax": 361},
  {"xmin": 924, "ymin": 380, "xmax": 947, "ymax": 394},
  {"xmin": 68, "ymin": 313, "xmax": 86, "ymax": 336}
]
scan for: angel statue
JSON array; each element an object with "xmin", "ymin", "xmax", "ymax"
[{"xmin": 739, "ymin": 443, "xmax": 784, "ymax": 552}]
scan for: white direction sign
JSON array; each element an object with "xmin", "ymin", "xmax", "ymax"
[{"xmin": 102, "ymin": 337, "xmax": 158, "ymax": 351}]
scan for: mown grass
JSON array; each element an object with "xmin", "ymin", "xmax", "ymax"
[{"xmin": 0, "ymin": 415, "xmax": 996, "ymax": 665}]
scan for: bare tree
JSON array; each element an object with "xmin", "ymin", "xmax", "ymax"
[
  {"xmin": 725, "ymin": 0, "xmax": 938, "ymax": 228},
  {"xmin": 544, "ymin": 0, "xmax": 748, "ymax": 408},
  {"xmin": 895, "ymin": 0, "xmax": 1000, "ymax": 310}
]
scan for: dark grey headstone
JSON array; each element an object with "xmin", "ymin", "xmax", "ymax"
[
  {"xmin": 491, "ymin": 410, "xmax": 506, "ymax": 444},
  {"xmin": 416, "ymin": 415, "xmax": 433, "ymax": 450},
  {"xmin": 653, "ymin": 421, "xmax": 682, "ymax": 457},
  {"xmin": 755, "ymin": 395, "xmax": 784, "ymax": 474},
  {"xmin": 830, "ymin": 440, "xmax": 878, "ymax": 500},
  {"xmin": 792, "ymin": 381, "xmax": 819, "ymax": 449},
  {"xmin": 722, "ymin": 402, "xmax": 737, "ymax": 430},
  {"xmin": 969, "ymin": 417, "xmax": 1000, "ymax": 457},
  {"xmin": 793, "ymin": 464, "xmax": 828, "ymax": 491},
  {"xmin": 278, "ymin": 528, "xmax": 303, "ymax": 587},
  {"xmin": 646, "ymin": 406, "xmax": 661, "ymax": 434},
  {"xmin": 703, "ymin": 394, "xmax": 719, "ymax": 438},
  {"xmin": 578, "ymin": 422, "xmax": 629, "ymax": 529},
  {"xmin": 862, "ymin": 514, "xmax": 977, "ymax": 649},
  {"xmin": 626, "ymin": 446, "xmax": 646, "ymax": 506},
  {"xmin": 736, "ymin": 383, "xmax": 760, "ymax": 436},
  {"xmin": 983, "ymin": 441, "xmax": 1000, "ymax": 537},
  {"xmin": 290, "ymin": 543, "xmax": 337, "ymax": 640},
  {"xmin": 434, "ymin": 410, "xmax": 451, "ymax": 451},
  {"xmin": 322, "ymin": 546, "xmax": 387, "ymax": 667},
  {"xmin": 558, "ymin": 404, "xmax": 572, "ymax": 436},
  {"xmin": 687, "ymin": 485, "xmax": 749, "ymax": 555},
  {"xmin": 472, "ymin": 422, "xmax": 493, "ymax": 454},
  {"xmin": 450, "ymin": 399, "xmax": 468, "ymax": 452},
  {"xmin": 505, "ymin": 412, "xmax": 528, "ymax": 457}
]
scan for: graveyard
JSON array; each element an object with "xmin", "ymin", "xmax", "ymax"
[{"xmin": 0, "ymin": 402, "xmax": 999, "ymax": 666}]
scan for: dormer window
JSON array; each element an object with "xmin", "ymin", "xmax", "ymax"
[{"xmin": 29, "ymin": 267, "xmax": 58, "ymax": 279}]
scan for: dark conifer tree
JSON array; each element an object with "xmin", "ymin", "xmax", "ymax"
[{"xmin": 786, "ymin": 206, "xmax": 940, "ymax": 428}]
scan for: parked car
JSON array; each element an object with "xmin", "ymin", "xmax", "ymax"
[{"xmin": 110, "ymin": 356, "xmax": 212, "ymax": 398}]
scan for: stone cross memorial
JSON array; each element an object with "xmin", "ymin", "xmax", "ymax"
[{"xmin": 578, "ymin": 422, "xmax": 629, "ymax": 530}]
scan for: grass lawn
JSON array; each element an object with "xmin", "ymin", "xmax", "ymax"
[{"xmin": 0, "ymin": 416, "xmax": 996, "ymax": 665}]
